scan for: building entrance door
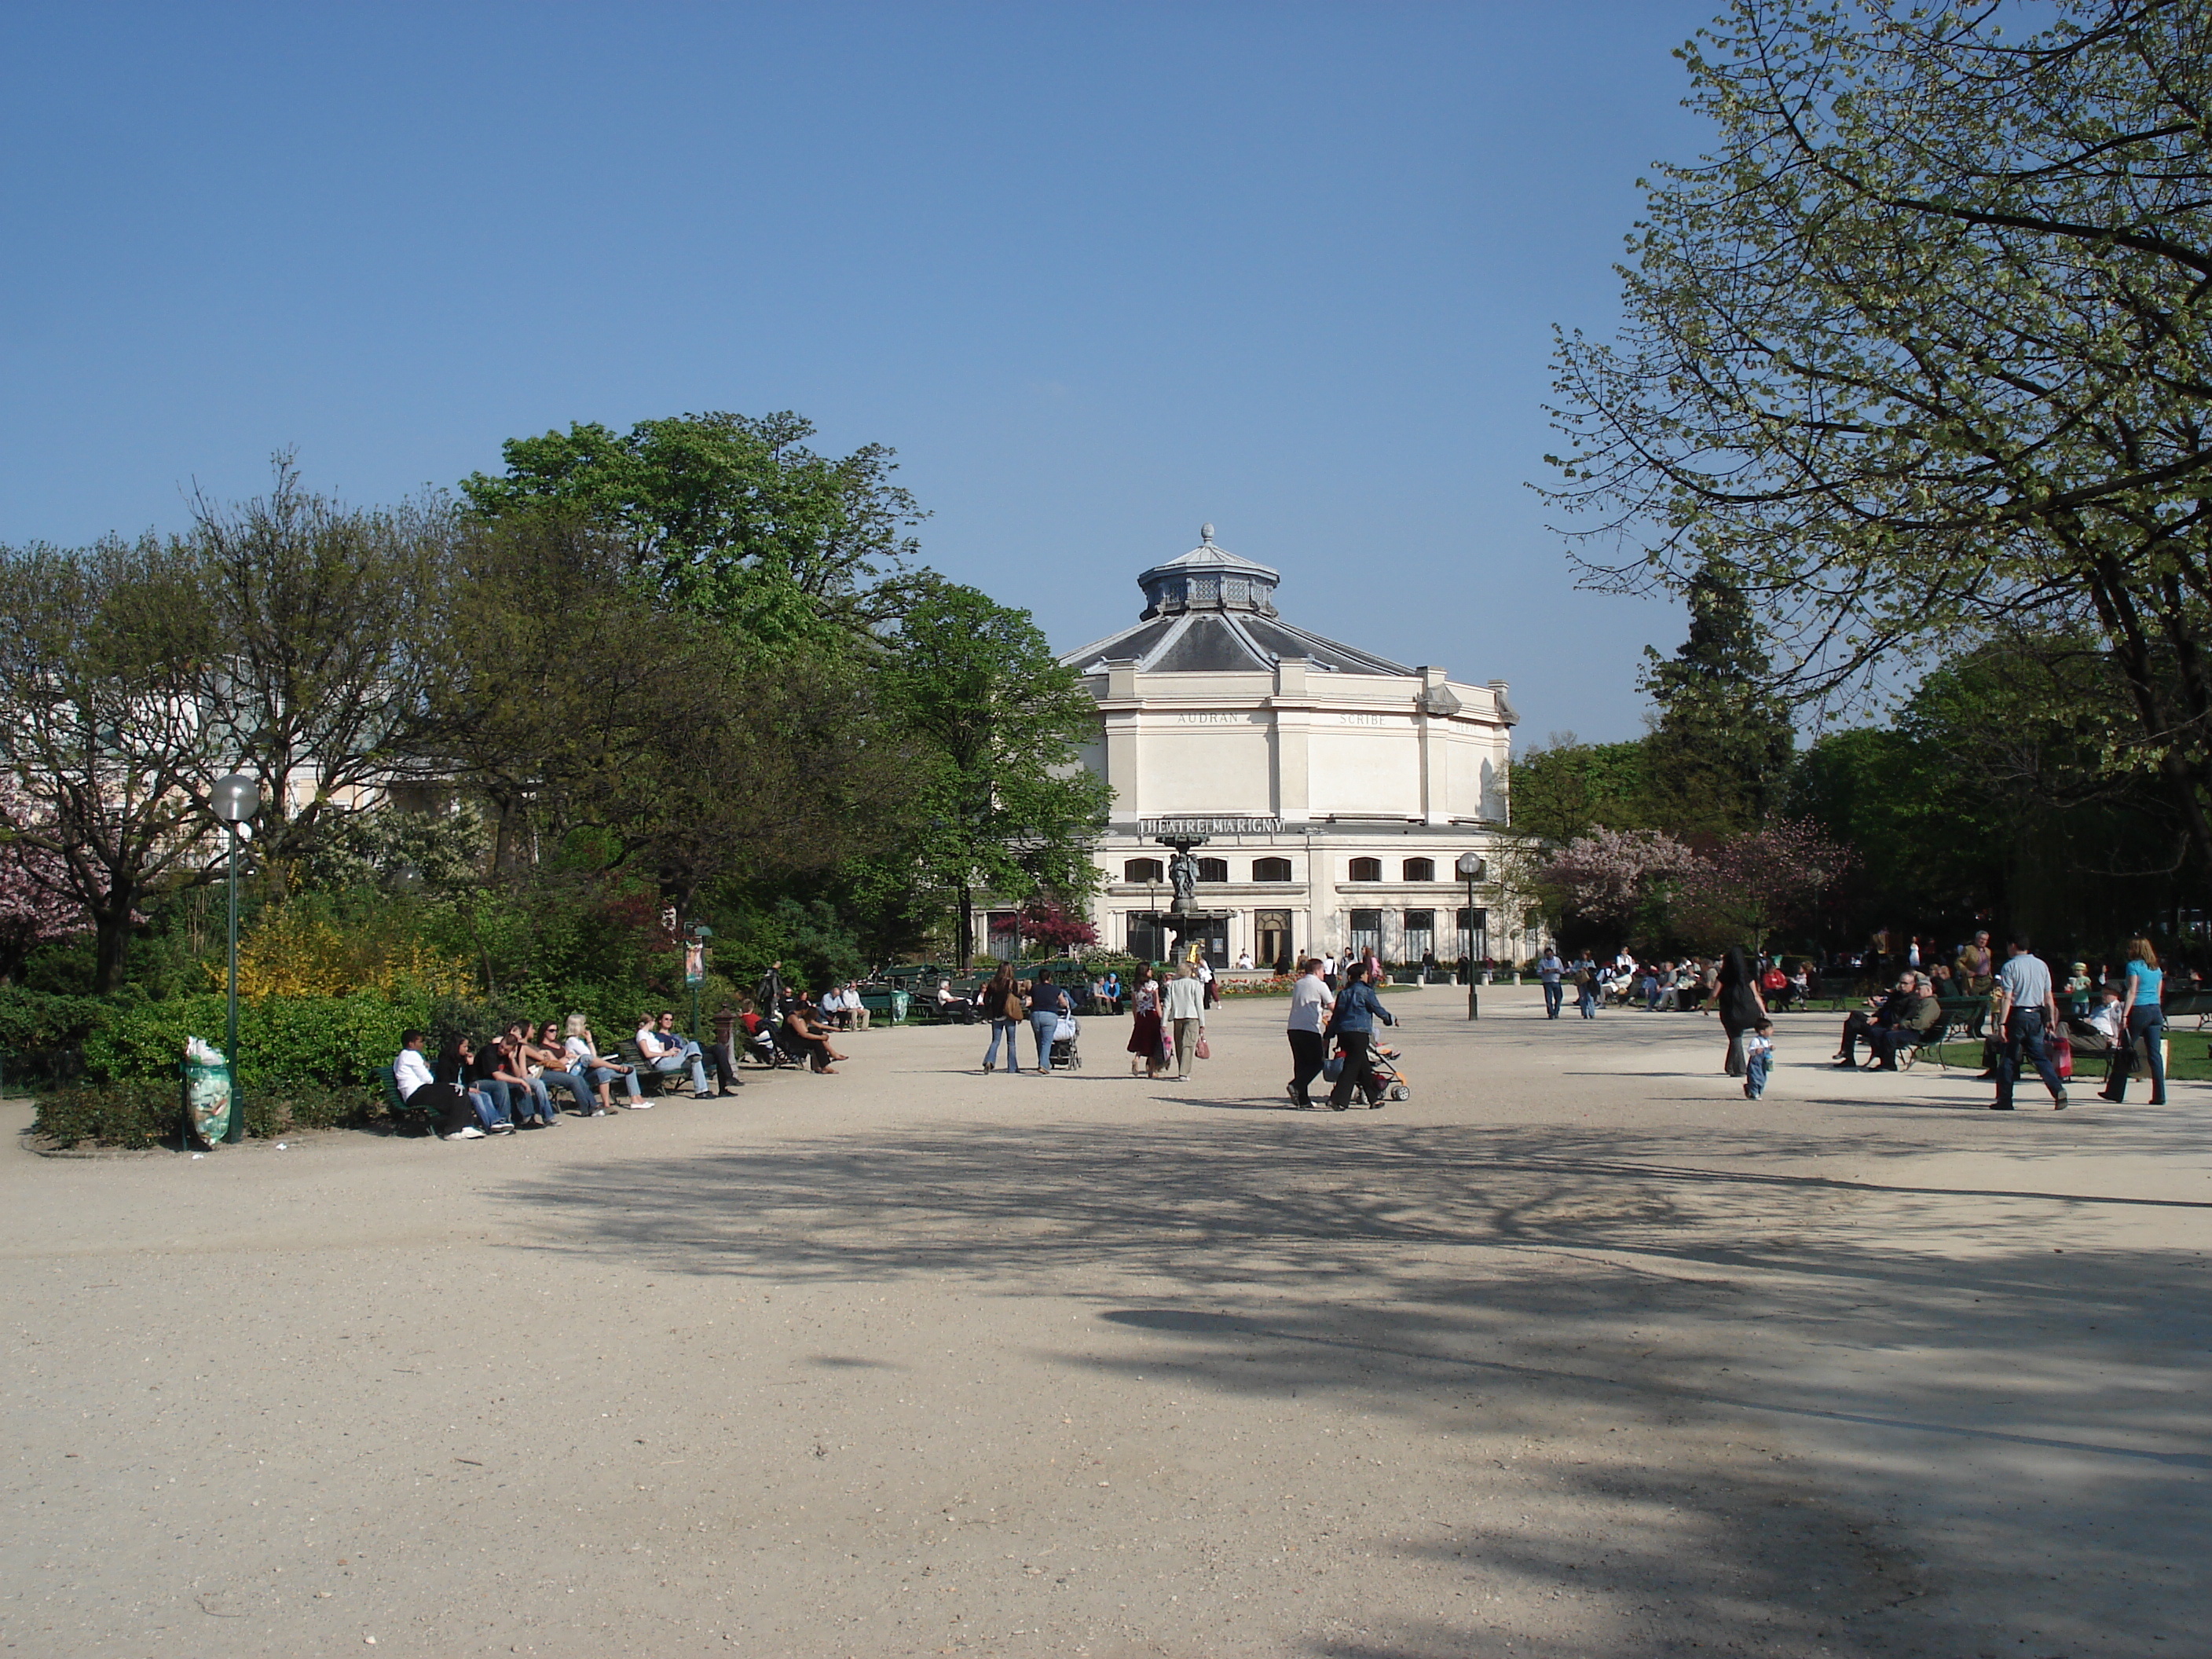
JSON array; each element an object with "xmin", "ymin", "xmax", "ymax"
[{"xmin": 1254, "ymin": 910, "xmax": 1291, "ymax": 972}]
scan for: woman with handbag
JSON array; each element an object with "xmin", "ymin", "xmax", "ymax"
[
  {"xmin": 1163, "ymin": 961, "xmax": 1208, "ymax": 1081},
  {"xmin": 1126, "ymin": 966, "xmax": 1168, "ymax": 1079},
  {"xmin": 980, "ymin": 965, "xmax": 1024, "ymax": 1075}
]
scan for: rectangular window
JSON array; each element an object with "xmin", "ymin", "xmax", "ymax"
[
  {"xmin": 1348, "ymin": 908, "xmax": 1382, "ymax": 960},
  {"xmin": 986, "ymin": 909, "xmax": 1020, "ymax": 960},
  {"xmin": 1126, "ymin": 911, "xmax": 1170, "ymax": 964},
  {"xmin": 1254, "ymin": 909, "xmax": 1291, "ymax": 971},
  {"xmin": 1403, "ymin": 909, "xmax": 1435, "ymax": 965},
  {"xmin": 1455, "ymin": 906, "xmax": 1490, "ymax": 961}
]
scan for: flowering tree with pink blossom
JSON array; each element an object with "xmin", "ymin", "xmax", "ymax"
[
  {"xmin": 0, "ymin": 775, "xmax": 88, "ymax": 980},
  {"xmin": 1670, "ymin": 819, "xmax": 1854, "ymax": 953},
  {"xmin": 1535, "ymin": 827, "xmax": 1699, "ymax": 924},
  {"xmin": 1016, "ymin": 897, "xmax": 1099, "ymax": 955}
]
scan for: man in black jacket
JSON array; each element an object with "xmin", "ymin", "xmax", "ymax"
[
  {"xmin": 1863, "ymin": 973, "xmax": 1943, "ymax": 1070},
  {"xmin": 1836, "ymin": 974, "xmax": 1925, "ymax": 1068}
]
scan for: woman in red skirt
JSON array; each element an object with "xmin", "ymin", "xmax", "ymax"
[{"xmin": 1126, "ymin": 965, "xmax": 1169, "ymax": 1078}]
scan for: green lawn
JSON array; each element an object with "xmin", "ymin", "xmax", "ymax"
[{"xmin": 1924, "ymin": 1035, "xmax": 2212, "ymax": 1082}]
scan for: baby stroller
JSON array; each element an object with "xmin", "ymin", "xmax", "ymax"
[
  {"xmin": 1320, "ymin": 1038, "xmax": 1412, "ymax": 1108},
  {"xmin": 1050, "ymin": 1012, "xmax": 1082, "ymax": 1071}
]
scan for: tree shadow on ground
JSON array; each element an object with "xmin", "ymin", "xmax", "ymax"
[{"xmin": 496, "ymin": 1118, "xmax": 2208, "ymax": 1656}]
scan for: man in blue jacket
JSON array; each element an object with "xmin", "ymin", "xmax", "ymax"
[{"xmin": 1326, "ymin": 961, "xmax": 1398, "ymax": 1111}]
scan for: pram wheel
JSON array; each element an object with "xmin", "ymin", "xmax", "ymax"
[{"xmin": 1389, "ymin": 1083, "xmax": 1411, "ymax": 1101}]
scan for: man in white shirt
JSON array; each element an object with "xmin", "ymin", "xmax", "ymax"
[
  {"xmin": 1162, "ymin": 963, "xmax": 1208, "ymax": 1080},
  {"xmin": 636, "ymin": 1013, "xmax": 713, "ymax": 1098},
  {"xmin": 843, "ymin": 981, "xmax": 871, "ymax": 1031},
  {"xmin": 1285, "ymin": 958, "xmax": 1331, "ymax": 1108},
  {"xmin": 1321, "ymin": 950, "xmax": 1339, "ymax": 991}
]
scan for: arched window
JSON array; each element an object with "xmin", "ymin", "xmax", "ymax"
[
  {"xmin": 1348, "ymin": 857, "xmax": 1382, "ymax": 882},
  {"xmin": 1252, "ymin": 856, "xmax": 1293, "ymax": 882},
  {"xmin": 1402, "ymin": 857, "xmax": 1436, "ymax": 882},
  {"xmin": 1123, "ymin": 858, "xmax": 1163, "ymax": 882},
  {"xmin": 1196, "ymin": 857, "xmax": 1229, "ymax": 883}
]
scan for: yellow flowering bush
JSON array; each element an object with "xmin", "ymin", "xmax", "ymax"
[{"xmin": 215, "ymin": 906, "xmax": 474, "ymax": 999}]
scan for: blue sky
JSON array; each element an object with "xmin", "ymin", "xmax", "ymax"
[{"xmin": 1, "ymin": 2, "xmax": 1716, "ymax": 742}]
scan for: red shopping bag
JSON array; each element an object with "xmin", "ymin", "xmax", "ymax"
[{"xmin": 2047, "ymin": 1032, "xmax": 2074, "ymax": 1081}]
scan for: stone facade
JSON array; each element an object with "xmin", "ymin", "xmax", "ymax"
[{"xmin": 1039, "ymin": 528, "xmax": 1524, "ymax": 969}]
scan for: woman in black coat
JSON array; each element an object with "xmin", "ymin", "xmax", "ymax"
[{"xmin": 1716, "ymin": 946, "xmax": 1767, "ymax": 1077}]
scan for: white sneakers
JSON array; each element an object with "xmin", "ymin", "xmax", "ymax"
[
  {"xmin": 624, "ymin": 1100, "xmax": 653, "ymax": 1109},
  {"xmin": 445, "ymin": 1126, "xmax": 486, "ymax": 1141}
]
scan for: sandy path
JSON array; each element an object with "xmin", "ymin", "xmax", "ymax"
[{"xmin": 3, "ymin": 988, "xmax": 2204, "ymax": 1658}]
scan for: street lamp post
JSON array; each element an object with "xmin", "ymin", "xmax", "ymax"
[
  {"xmin": 211, "ymin": 774, "xmax": 262, "ymax": 1141},
  {"xmin": 1455, "ymin": 852, "xmax": 1486, "ymax": 1022}
]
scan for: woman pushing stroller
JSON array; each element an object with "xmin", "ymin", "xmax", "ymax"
[{"xmin": 1323, "ymin": 960, "xmax": 1397, "ymax": 1111}]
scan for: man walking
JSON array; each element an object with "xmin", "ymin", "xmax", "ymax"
[
  {"xmin": 1992, "ymin": 936, "xmax": 2068, "ymax": 1110},
  {"xmin": 1537, "ymin": 947, "xmax": 1565, "ymax": 1020},
  {"xmin": 1285, "ymin": 958, "xmax": 1331, "ymax": 1108}
]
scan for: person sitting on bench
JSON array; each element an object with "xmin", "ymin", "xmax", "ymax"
[
  {"xmin": 394, "ymin": 1029, "xmax": 484, "ymax": 1140},
  {"xmin": 636, "ymin": 1011, "xmax": 713, "ymax": 1098},
  {"xmin": 1836, "ymin": 973, "xmax": 1928, "ymax": 1068}
]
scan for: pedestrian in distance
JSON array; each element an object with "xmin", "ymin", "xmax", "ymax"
[
  {"xmin": 1163, "ymin": 961, "xmax": 1207, "ymax": 1080},
  {"xmin": 1716, "ymin": 946, "xmax": 1767, "ymax": 1076},
  {"xmin": 1537, "ymin": 947, "xmax": 1565, "ymax": 1020},
  {"xmin": 1285, "ymin": 957, "xmax": 1331, "ymax": 1108},
  {"xmin": 1324, "ymin": 961, "xmax": 1397, "ymax": 1110},
  {"xmin": 1742, "ymin": 1019, "xmax": 1775, "ymax": 1101},
  {"xmin": 980, "ymin": 964, "xmax": 1024, "ymax": 1074},
  {"xmin": 2100, "ymin": 936, "xmax": 2167, "ymax": 1104},
  {"xmin": 1126, "ymin": 965, "xmax": 1169, "ymax": 1078},
  {"xmin": 1027, "ymin": 971, "xmax": 1071, "ymax": 1075},
  {"xmin": 1991, "ymin": 934, "xmax": 2068, "ymax": 1110}
]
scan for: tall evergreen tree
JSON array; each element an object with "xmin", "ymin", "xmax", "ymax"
[{"xmin": 1638, "ymin": 561, "xmax": 1794, "ymax": 836}]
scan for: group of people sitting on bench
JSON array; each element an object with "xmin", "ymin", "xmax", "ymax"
[{"xmin": 390, "ymin": 990, "xmax": 857, "ymax": 1139}]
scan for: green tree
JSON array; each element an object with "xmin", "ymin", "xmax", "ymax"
[
  {"xmin": 1639, "ymin": 561, "xmax": 1795, "ymax": 835},
  {"xmin": 458, "ymin": 411, "xmax": 928, "ymax": 629},
  {"xmin": 884, "ymin": 585, "xmax": 1110, "ymax": 968},
  {"xmin": 1506, "ymin": 735, "xmax": 1653, "ymax": 844},
  {"xmin": 1544, "ymin": 0, "xmax": 2212, "ymax": 872}
]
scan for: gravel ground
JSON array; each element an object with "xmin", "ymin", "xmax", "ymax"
[{"xmin": 3, "ymin": 987, "xmax": 2204, "ymax": 1658}]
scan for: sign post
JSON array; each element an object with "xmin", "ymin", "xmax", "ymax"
[{"xmin": 211, "ymin": 774, "xmax": 262, "ymax": 1141}]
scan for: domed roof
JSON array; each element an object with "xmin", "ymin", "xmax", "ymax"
[
  {"xmin": 1063, "ymin": 525, "xmax": 1412, "ymax": 677},
  {"xmin": 1135, "ymin": 525, "xmax": 1280, "ymax": 619}
]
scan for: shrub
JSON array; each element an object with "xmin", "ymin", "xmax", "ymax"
[
  {"xmin": 83, "ymin": 991, "xmax": 427, "ymax": 1088},
  {"xmin": 34, "ymin": 1078, "xmax": 379, "ymax": 1149},
  {"xmin": 0, "ymin": 986, "xmax": 112, "ymax": 1052}
]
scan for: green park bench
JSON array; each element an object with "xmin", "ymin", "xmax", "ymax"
[{"xmin": 2161, "ymin": 988, "xmax": 2212, "ymax": 1029}]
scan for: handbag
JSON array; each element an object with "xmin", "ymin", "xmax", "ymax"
[
  {"xmin": 1195, "ymin": 1035, "xmax": 1210, "ymax": 1060},
  {"xmin": 1002, "ymin": 991, "xmax": 1023, "ymax": 1020},
  {"xmin": 2047, "ymin": 1031, "xmax": 2074, "ymax": 1082}
]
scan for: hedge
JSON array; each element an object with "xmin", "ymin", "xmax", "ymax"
[
  {"xmin": 32, "ymin": 1079, "xmax": 380, "ymax": 1150},
  {"xmin": 0, "ymin": 987, "xmax": 115, "ymax": 1052},
  {"xmin": 85, "ymin": 991, "xmax": 427, "ymax": 1089}
]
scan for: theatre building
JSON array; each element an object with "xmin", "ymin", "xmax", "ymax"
[{"xmin": 1034, "ymin": 526, "xmax": 1522, "ymax": 970}]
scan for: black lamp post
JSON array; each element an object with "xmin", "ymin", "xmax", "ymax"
[
  {"xmin": 1456, "ymin": 851, "xmax": 1486, "ymax": 1021},
  {"xmin": 211, "ymin": 773, "xmax": 262, "ymax": 1140}
]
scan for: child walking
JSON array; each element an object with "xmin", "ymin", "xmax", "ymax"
[{"xmin": 1743, "ymin": 1018, "xmax": 1775, "ymax": 1100}]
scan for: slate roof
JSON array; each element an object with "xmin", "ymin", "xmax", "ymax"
[{"xmin": 1062, "ymin": 527, "xmax": 1414, "ymax": 677}]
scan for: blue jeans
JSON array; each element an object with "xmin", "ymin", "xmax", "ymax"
[
  {"xmin": 507, "ymin": 1076, "xmax": 558, "ymax": 1124},
  {"xmin": 1031, "ymin": 1011, "xmax": 1060, "ymax": 1069},
  {"xmin": 649, "ymin": 1042, "xmax": 709, "ymax": 1094},
  {"xmin": 545, "ymin": 1068, "xmax": 597, "ymax": 1115},
  {"xmin": 585, "ymin": 1064, "xmax": 643, "ymax": 1102},
  {"xmin": 1994, "ymin": 1007, "xmax": 2064, "ymax": 1105},
  {"xmin": 983, "ymin": 1018, "xmax": 1023, "ymax": 1072},
  {"xmin": 469, "ymin": 1083, "xmax": 512, "ymax": 1128},
  {"xmin": 1743, "ymin": 1050, "xmax": 1771, "ymax": 1099},
  {"xmin": 2108, "ymin": 1005, "xmax": 2166, "ymax": 1100},
  {"xmin": 1542, "ymin": 980, "xmax": 1563, "ymax": 1018},
  {"xmin": 1577, "ymin": 985, "xmax": 1596, "ymax": 1018}
]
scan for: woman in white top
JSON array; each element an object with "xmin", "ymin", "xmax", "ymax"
[
  {"xmin": 1285, "ymin": 958, "xmax": 1332, "ymax": 1108},
  {"xmin": 1161, "ymin": 963, "xmax": 1209, "ymax": 1081},
  {"xmin": 563, "ymin": 1013, "xmax": 646, "ymax": 1111}
]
